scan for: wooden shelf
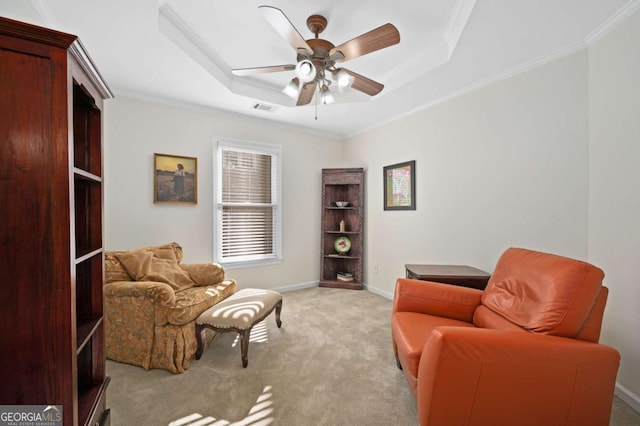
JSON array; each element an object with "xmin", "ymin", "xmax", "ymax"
[
  {"xmin": 326, "ymin": 206, "xmax": 359, "ymax": 210},
  {"xmin": 76, "ymin": 248, "xmax": 103, "ymax": 264},
  {"xmin": 320, "ymin": 168, "xmax": 364, "ymax": 289},
  {"xmin": 324, "ymin": 254, "xmax": 361, "ymax": 259},
  {"xmin": 78, "ymin": 377, "xmax": 110, "ymax": 426},
  {"xmin": 324, "ymin": 231, "xmax": 360, "ymax": 235},
  {"xmin": 74, "ymin": 167, "xmax": 102, "ymax": 182},
  {"xmin": 77, "ymin": 317, "xmax": 103, "ymax": 353},
  {"xmin": 319, "ymin": 280, "xmax": 364, "ymax": 290}
]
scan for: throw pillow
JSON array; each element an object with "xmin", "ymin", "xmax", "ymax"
[
  {"xmin": 143, "ymin": 243, "xmax": 180, "ymax": 262},
  {"xmin": 104, "ymin": 252, "xmax": 132, "ymax": 283},
  {"xmin": 115, "ymin": 250, "xmax": 195, "ymax": 292}
]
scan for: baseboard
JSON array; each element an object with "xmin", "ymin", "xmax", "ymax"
[
  {"xmin": 272, "ymin": 280, "xmax": 318, "ymax": 293},
  {"xmin": 272, "ymin": 281, "xmax": 396, "ymax": 299},
  {"xmin": 362, "ymin": 283, "xmax": 394, "ymax": 300},
  {"xmin": 616, "ymin": 382, "xmax": 640, "ymax": 413}
]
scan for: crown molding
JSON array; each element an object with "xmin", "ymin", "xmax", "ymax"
[
  {"xmin": 109, "ymin": 89, "xmax": 344, "ymax": 140},
  {"xmin": 444, "ymin": 0, "xmax": 477, "ymax": 58},
  {"xmin": 158, "ymin": 2, "xmax": 297, "ymax": 107},
  {"xmin": 158, "ymin": 2, "xmax": 230, "ymax": 85},
  {"xmin": 69, "ymin": 39, "xmax": 114, "ymax": 99},
  {"xmin": 585, "ymin": 0, "xmax": 640, "ymax": 46}
]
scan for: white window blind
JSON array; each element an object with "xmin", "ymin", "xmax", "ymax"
[{"xmin": 214, "ymin": 139, "xmax": 282, "ymax": 267}]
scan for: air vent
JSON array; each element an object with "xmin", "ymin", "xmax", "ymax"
[{"xmin": 252, "ymin": 103, "xmax": 277, "ymax": 113}]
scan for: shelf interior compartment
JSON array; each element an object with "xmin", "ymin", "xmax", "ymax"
[
  {"xmin": 74, "ymin": 177, "xmax": 102, "ymax": 257},
  {"xmin": 324, "ymin": 184, "xmax": 361, "ymax": 208},
  {"xmin": 323, "ymin": 233, "xmax": 361, "ymax": 257},
  {"xmin": 321, "ymin": 256, "xmax": 360, "ymax": 283},
  {"xmin": 76, "ymin": 252, "xmax": 104, "ymax": 346},
  {"xmin": 77, "ymin": 328, "xmax": 107, "ymax": 426},
  {"xmin": 73, "ymin": 82, "xmax": 102, "ymax": 176},
  {"xmin": 322, "ymin": 208, "xmax": 360, "ymax": 234}
]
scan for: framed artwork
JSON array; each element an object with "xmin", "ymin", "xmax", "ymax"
[
  {"xmin": 154, "ymin": 153, "xmax": 198, "ymax": 204},
  {"xmin": 383, "ymin": 160, "xmax": 415, "ymax": 210}
]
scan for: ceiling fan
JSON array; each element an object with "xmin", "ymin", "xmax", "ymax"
[{"xmin": 232, "ymin": 6, "xmax": 400, "ymax": 107}]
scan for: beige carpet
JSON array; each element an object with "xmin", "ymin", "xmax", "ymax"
[
  {"xmin": 107, "ymin": 287, "xmax": 416, "ymax": 425},
  {"xmin": 106, "ymin": 286, "xmax": 639, "ymax": 426}
]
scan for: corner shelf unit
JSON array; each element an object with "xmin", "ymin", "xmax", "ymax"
[
  {"xmin": 320, "ymin": 168, "xmax": 365, "ymax": 290},
  {"xmin": 0, "ymin": 17, "xmax": 112, "ymax": 426}
]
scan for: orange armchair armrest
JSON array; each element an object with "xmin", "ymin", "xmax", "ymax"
[
  {"xmin": 392, "ymin": 278, "xmax": 483, "ymax": 322},
  {"xmin": 417, "ymin": 327, "xmax": 621, "ymax": 426}
]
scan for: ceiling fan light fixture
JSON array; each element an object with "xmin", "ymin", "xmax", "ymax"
[
  {"xmin": 320, "ymin": 84, "xmax": 335, "ymax": 105},
  {"xmin": 295, "ymin": 59, "xmax": 316, "ymax": 83},
  {"xmin": 322, "ymin": 92, "xmax": 335, "ymax": 105},
  {"xmin": 336, "ymin": 69, "xmax": 355, "ymax": 89},
  {"xmin": 282, "ymin": 77, "xmax": 300, "ymax": 99}
]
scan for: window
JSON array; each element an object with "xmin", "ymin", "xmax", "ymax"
[{"xmin": 214, "ymin": 138, "xmax": 282, "ymax": 267}]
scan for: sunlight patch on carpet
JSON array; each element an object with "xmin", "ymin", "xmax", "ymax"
[
  {"xmin": 168, "ymin": 385, "xmax": 274, "ymax": 426},
  {"xmin": 232, "ymin": 321, "xmax": 269, "ymax": 347}
]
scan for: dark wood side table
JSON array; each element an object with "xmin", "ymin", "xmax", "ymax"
[{"xmin": 405, "ymin": 264, "xmax": 491, "ymax": 290}]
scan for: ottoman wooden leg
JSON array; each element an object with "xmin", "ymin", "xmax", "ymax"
[
  {"xmin": 195, "ymin": 325, "xmax": 205, "ymax": 360},
  {"xmin": 275, "ymin": 300, "xmax": 283, "ymax": 328},
  {"xmin": 240, "ymin": 329, "xmax": 251, "ymax": 368}
]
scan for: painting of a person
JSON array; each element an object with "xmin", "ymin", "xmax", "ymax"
[
  {"xmin": 154, "ymin": 154, "xmax": 197, "ymax": 204},
  {"xmin": 173, "ymin": 163, "xmax": 185, "ymax": 198}
]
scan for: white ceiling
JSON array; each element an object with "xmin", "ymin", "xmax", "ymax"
[{"xmin": 2, "ymin": 0, "xmax": 636, "ymax": 138}]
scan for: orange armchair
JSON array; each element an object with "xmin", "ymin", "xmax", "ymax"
[{"xmin": 391, "ymin": 248, "xmax": 620, "ymax": 425}]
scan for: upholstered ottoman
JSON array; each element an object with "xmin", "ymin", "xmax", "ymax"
[{"xmin": 195, "ymin": 288, "xmax": 283, "ymax": 367}]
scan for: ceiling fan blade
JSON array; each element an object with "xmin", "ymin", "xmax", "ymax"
[
  {"xmin": 297, "ymin": 81, "xmax": 317, "ymax": 106},
  {"xmin": 259, "ymin": 6, "xmax": 313, "ymax": 56},
  {"xmin": 232, "ymin": 65, "xmax": 295, "ymax": 76},
  {"xmin": 329, "ymin": 23, "xmax": 400, "ymax": 62},
  {"xmin": 339, "ymin": 68, "xmax": 384, "ymax": 96}
]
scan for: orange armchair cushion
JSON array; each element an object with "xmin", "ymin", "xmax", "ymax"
[
  {"xmin": 393, "ymin": 278, "xmax": 483, "ymax": 322},
  {"xmin": 392, "ymin": 312, "xmax": 474, "ymax": 381},
  {"xmin": 481, "ymin": 247, "xmax": 604, "ymax": 337}
]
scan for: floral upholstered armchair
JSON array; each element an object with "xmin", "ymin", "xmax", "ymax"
[{"xmin": 104, "ymin": 242, "xmax": 236, "ymax": 373}]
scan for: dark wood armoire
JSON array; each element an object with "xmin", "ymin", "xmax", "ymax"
[{"xmin": 0, "ymin": 17, "xmax": 112, "ymax": 425}]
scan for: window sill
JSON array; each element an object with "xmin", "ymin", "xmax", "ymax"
[{"xmin": 220, "ymin": 256, "xmax": 283, "ymax": 270}]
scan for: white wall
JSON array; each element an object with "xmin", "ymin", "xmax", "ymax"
[
  {"xmin": 104, "ymin": 96, "xmax": 343, "ymax": 289},
  {"xmin": 588, "ymin": 9, "xmax": 640, "ymax": 407},
  {"xmin": 0, "ymin": 1, "xmax": 43, "ymax": 25},
  {"xmin": 345, "ymin": 51, "xmax": 590, "ymax": 298}
]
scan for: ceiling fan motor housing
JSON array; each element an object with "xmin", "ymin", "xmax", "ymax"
[
  {"xmin": 298, "ymin": 38, "xmax": 336, "ymax": 78},
  {"xmin": 306, "ymin": 14, "xmax": 328, "ymax": 35}
]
